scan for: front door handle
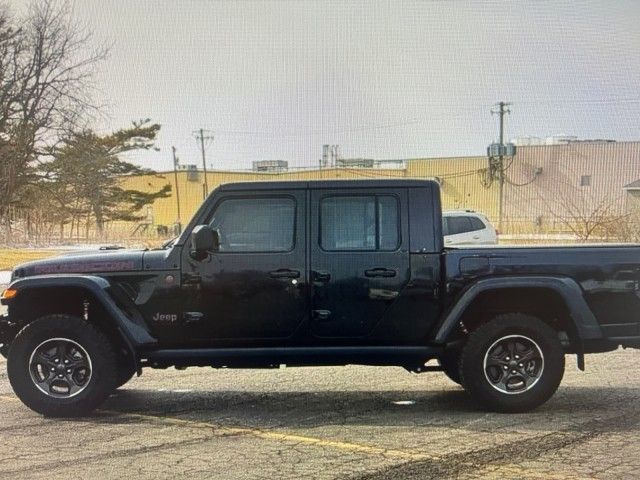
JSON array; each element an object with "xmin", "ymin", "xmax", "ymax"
[
  {"xmin": 364, "ymin": 268, "xmax": 396, "ymax": 278},
  {"xmin": 269, "ymin": 269, "xmax": 300, "ymax": 279}
]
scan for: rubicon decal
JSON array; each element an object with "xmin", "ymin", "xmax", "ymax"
[{"xmin": 32, "ymin": 261, "xmax": 136, "ymax": 274}]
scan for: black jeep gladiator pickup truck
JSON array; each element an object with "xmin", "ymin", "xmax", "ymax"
[{"xmin": 2, "ymin": 179, "xmax": 640, "ymax": 416}]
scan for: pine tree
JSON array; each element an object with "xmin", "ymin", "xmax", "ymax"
[{"xmin": 42, "ymin": 120, "xmax": 171, "ymax": 236}]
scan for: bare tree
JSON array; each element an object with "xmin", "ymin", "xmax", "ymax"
[
  {"xmin": 0, "ymin": 0, "xmax": 107, "ymax": 238},
  {"xmin": 605, "ymin": 211, "xmax": 640, "ymax": 243},
  {"xmin": 543, "ymin": 189, "xmax": 629, "ymax": 242}
]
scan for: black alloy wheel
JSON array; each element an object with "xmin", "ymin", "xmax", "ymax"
[{"xmin": 29, "ymin": 337, "xmax": 93, "ymax": 398}]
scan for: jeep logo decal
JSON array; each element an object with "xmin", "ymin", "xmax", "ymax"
[{"xmin": 152, "ymin": 313, "xmax": 178, "ymax": 323}]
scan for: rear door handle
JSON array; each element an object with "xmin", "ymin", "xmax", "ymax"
[
  {"xmin": 364, "ymin": 268, "xmax": 396, "ymax": 278},
  {"xmin": 269, "ymin": 269, "xmax": 300, "ymax": 279}
]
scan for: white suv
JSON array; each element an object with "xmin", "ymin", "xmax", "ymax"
[{"xmin": 442, "ymin": 211, "xmax": 498, "ymax": 246}]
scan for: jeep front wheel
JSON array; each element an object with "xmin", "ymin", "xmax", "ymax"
[
  {"xmin": 7, "ymin": 315, "xmax": 118, "ymax": 417},
  {"xmin": 459, "ymin": 313, "xmax": 565, "ymax": 413}
]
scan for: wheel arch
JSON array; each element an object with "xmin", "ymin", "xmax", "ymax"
[
  {"xmin": 3, "ymin": 275, "xmax": 155, "ymax": 363},
  {"xmin": 434, "ymin": 276, "xmax": 604, "ymax": 351}
]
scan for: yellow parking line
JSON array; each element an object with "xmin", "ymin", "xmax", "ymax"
[
  {"xmin": 1, "ymin": 394, "xmax": 431, "ymax": 459},
  {"xmin": 0, "ymin": 394, "xmax": 599, "ymax": 479},
  {"xmin": 0, "ymin": 394, "xmax": 433, "ymax": 460},
  {"xmin": 0, "ymin": 394, "xmax": 19, "ymax": 402},
  {"xmin": 98, "ymin": 408, "xmax": 437, "ymax": 460}
]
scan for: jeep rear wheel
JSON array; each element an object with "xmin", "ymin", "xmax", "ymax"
[
  {"xmin": 7, "ymin": 315, "xmax": 118, "ymax": 417},
  {"xmin": 459, "ymin": 313, "xmax": 565, "ymax": 413}
]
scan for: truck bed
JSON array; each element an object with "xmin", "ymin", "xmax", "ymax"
[{"xmin": 444, "ymin": 244, "xmax": 640, "ymax": 343}]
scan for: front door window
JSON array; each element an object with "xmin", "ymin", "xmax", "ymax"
[{"xmin": 210, "ymin": 197, "xmax": 295, "ymax": 252}]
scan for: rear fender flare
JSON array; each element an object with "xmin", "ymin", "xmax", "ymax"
[{"xmin": 433, "ymin": 276, "xmax": 603, "ymax": 344}]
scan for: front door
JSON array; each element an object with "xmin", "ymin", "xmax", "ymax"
[
  {"xmin": 182, "ymin": 191, "xmax": 307, "ymax": 342},
  {"xmin": 310, "ymin": 188, "xmax": 410, "ymax": 339}
]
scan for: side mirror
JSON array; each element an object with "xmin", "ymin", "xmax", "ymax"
[{"xmin": 190, "ymin": 225, "xmax": 219, "ymax": 260}]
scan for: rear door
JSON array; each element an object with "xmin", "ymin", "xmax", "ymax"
[{"xmin": 309, "ymin": 188, "xmax": 410, "ymax": 338}]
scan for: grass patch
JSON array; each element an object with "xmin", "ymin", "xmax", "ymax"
[{"xmin": 0, "ymin": 249, "xmax": 60, "ymax": 270}]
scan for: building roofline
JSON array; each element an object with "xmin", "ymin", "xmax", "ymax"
[
  {"xmin": 218, "ymin": 178, "xmax": 437, "ymax": 191},
  {"xmin": 126, "ymin": 140, "xmax": 640, "ymax": 177},
  {"xmin": 132, "ymin": 166, "xmax": 408, "ymax": 177}
]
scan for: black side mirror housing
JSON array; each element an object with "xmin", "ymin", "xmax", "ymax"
[{"xmin": 190, "ymin": 225, "xmax": 219, "ymax": 260}]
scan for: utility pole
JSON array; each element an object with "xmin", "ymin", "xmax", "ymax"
[
  {"xmin": 491, "ymin": 101, "xmax": 511, "ymax": 231},
  {"xmin": 194, "ymin": 129, "xmax": 214, "ymax": 198},
  {"xmin": 172, "ymin": 146, "xmax": 182, "ymax": 233}
]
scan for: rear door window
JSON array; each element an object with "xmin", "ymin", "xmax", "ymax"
[{"xmin": 320, "ymin": 195, "xmax": 400, "ymax": 251}]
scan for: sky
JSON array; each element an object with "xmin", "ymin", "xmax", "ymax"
[{"xmin": 14, "ymin": 0, "xmax": 640, "ymax": 171}]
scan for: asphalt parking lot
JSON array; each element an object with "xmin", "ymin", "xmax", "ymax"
[{"xmin": 1, "ymin": 345, "xmax": 639, "ymax": 479}]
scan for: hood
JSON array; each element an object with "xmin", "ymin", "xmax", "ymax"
[{"xmin": 12, "ymin": 249, "xmax": 146, "ymax": 280}]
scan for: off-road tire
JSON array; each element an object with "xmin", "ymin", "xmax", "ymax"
[
  {"xmin": 438, "ymin": 349, "xmax": 462, "ymax": 385},
  {"xmin": 7, "ymin": 314, "xmax": 118, "ymax": 417},
  {"xmin": 459, "ymin": 313, "xmax": 565, "ymax": 413}
]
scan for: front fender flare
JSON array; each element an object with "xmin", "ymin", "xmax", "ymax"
[
  {"xmin": 433, "ymin": 276, "xmax": 603, "ymax": 344},
  {"xmin": 5, "ymin": 275, "xmax": 156, "ymax": 349}
]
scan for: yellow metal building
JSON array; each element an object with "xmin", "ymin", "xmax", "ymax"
[
  {"xmin": 118, "ymin": 141, "xmax": 640, "ymax": 239},
  {"xmin": 119, "ymin": 156, "xmax": 498, "ymax": 236}
]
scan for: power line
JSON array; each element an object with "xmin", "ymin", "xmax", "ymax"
[
  {"xmin": 505, "ymin": 174, "xmax": 539, "ymax": 187},
  {"xmin": 185, "ymin": 95, "xmax": 640, "ymax": 140},
  {"xmin": 513, "ymin": 96, "xmax": 640, "ymax": 106},
  {"xmin": 210, "ymin": 119, "xmax": 426, "ymax": 137}
]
